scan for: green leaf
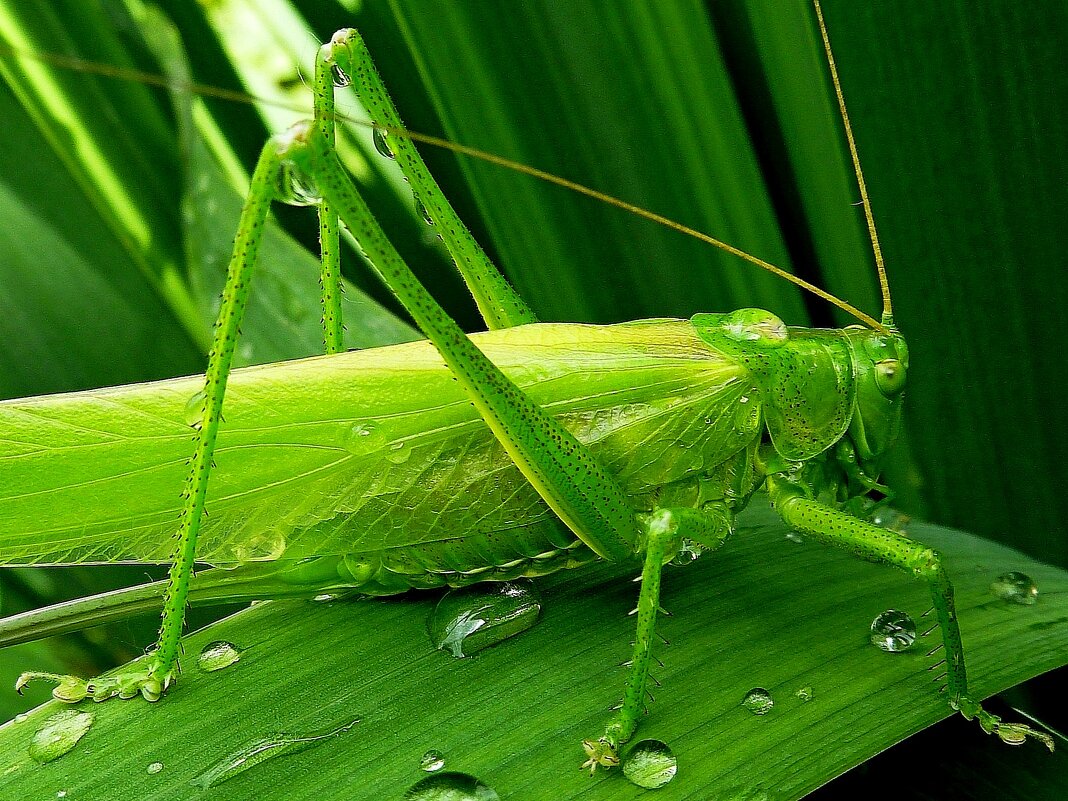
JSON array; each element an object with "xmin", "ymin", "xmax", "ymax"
[{"xmin": 1, "ymin": 499, "xmax": 1064, "ymax": 799}]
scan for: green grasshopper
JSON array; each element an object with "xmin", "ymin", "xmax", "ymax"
[{"xmin": 0, "ymin": 0, "xmax": 1053, "ymax": 774}]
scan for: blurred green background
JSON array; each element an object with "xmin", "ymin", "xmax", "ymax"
[{"xmin": 0, "ymin": 0, "xmax": 1064, "ymax": 798}]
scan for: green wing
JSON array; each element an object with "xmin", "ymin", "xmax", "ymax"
[{"xmin": 0, "ymin": 320, "xmax": 756, "ymax": 566}]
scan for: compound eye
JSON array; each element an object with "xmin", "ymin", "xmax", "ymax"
[{"xmin": 874, "ymin": 359, "xmax": 906, "ymax": 396}]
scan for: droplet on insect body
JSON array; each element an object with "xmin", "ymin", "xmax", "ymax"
[
  {"xmin": 622, "ymin": 739, "xmax": 677, "ymax": 789},
  {"xmin": 869, "ymin": 609, "xmax": 917, "ymax": 653},
  {"xmin": 197, "ymin": 641, "xmax": 242, "ymax": 673},
  {"xmin": 872, "ymin": 507, "xmax": 910, "ymax": 534},
  {"xmin": 405, "ymin": 772, "xmax": 498, "ymax": 801},
  {"xmin": 733, "ymin": 398, "xmax": 761, "ymax": 434},
  {"xmin": 991, "ymin": 571, "xmax": 1038, "ymax": 605},
  {"xmin": 669, "ymin": 538, "xmax": 704, "ymax": 566},
  {"xmin": 14, "ymin": 713, "xmax": 28, "ymax": 724},
  {"xmin": 233, "ymin": 530, "xmax": 287, "ymax": 563},
  {"xmin": 420, "ymin": 749, "xmax": 445, "ymax": 772},
  {"xmin": 329, "ymin": 62, "xmax": 351, "ymax": 87},
  {"xmin": 720, "ymin": 309, "xmax": 789, "ymax": 345},
  {"xmin": 415, "ymin": 198, "xmax": 434, "ymax": 225},
  {"xmin": 183, "ymin": 389, "xmax": 207, "ymax": 429},
  {"xmin": 429, "ymin": 580, "xmax": 542, "ymax": 658},
  {"xmin": 344, "ymin": 422, "xmax": 386, "ymax": 455},
  {"xmin": 147, "ymin": 761, "xmax": 164, "ymax": 775},
  {"xmin": 274, "ymin": 160, "xmax": 322, "ymax": 206},
  {"xmin": 742, "ymin": 688, "xmax": 774, "ymax": 716},
  {"xmin": 28, "ymin": 710, "xmax": 94, "ymax": 764},
  {"xmin": 372, "ymin": 127, "xmax": 396, "ymax": 160},
  {"xmin": 191, "ymin": 719, "xmax": 358, "ymax": 788},
  {"xmin": 385, "ymin": 441, "xmax": 412, "ymax": 464}
]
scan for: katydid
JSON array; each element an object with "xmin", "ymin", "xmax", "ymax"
[{"xmin": 0, "ymin": 0, "xmax": 1053, "ymax": 774}]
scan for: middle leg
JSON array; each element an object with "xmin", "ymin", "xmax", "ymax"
[{"xmin": 583, "ymin": 504, "xmax": 735, "ymax": 773}]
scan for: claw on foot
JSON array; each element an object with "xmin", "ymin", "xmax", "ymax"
[
  {"xmin": 979, "ymin": 713, "xmax": 1055, "ymax": 752},
  {"xmin": 16, "ymin": 666, "xmax": 172, "ymax": 704},
  {"xmin": 581, "ymin": 737, "xmax": 620, "ymax": 775},
  {"xmin": 956, "ymin": 696, "xmax": 1055, "ymax": 752}
]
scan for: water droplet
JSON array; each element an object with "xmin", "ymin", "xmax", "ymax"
[
  {"xmin": 191, "ymin": 718, "xmax": 358, "ymax": 788},
  {"xmin": 622, "ymin": 739, "xmax": 677, "ymax": 789},
  {"xmin": 415, "ymin": 198, "xmax": 433, "ymax": 225},
  {"xmin": 343, "ymin": 421, "xmax": 386, "ymax": 455},
  {"xmin": 405, "ymin": 772, "xmax": 498, "ymax": 801},
  {"xmin": 991, "ymin": 571, "xmax": 1039, "ymax": 605},
  {"xmin": 796, "ymin": 686, "xmax": 813, "ymax": 702},
  {"xmin": 420, "ymin": 749, "xmax": 445, "ymax": 772},
  {"xmin": 29, "ymin": 710, "xmax": 94, "ymax": 764},
  {"xmin": 869, "ymin": 609, "xmax": 917, "ymax": 652},
  {"xmin": 372, "ymin": 127, "xmax": 395, "ymax": 160},
  {"xmin": 233, "ymin": 530, "xmax": 287, "ymax": 562},
  {"xmin": 329, "ymin": 63, "xmax": 351, "ymax": 88},
  {"xmin": 197, "ymin": 641, "xmax": 242, "ymax": 672},
  {"xmin": 274, "ymin": 160, "xmax": 322, "ymax": 206},
  {"xmin": 147, "ymin": 761, "xmax": 164, "ymax": 775},
  {"xmin": 183, "ymin": 389, "xmax": 207, "ymax": 429},
  {"xmin": 14, "ymin": 713, "xmax": 28, "ymax": 724},
  {"xmin": 720, "ymin": 309, "xmax": 789, "ymax": 345},
  {"xmin": 872, "ymin": 507, "xmax": 910, "ymax": 533},
  {"xmin": 785, "ymin": 531, "xmax": 805, "ymax": 545},
  {"xmin": 385, "ymin": 440, "xmax": 412, "ymax": 464},
  {"xmin": 56, "ymin": 792, "xmax": 67, "ymax": 799},
  {"xmin": 669, "ymin": 538, "xmax": 704, "ymax": 566},
  {"xmin": 429, "ymin": 580, "xmax": 542, "ymax": 658},
  {"xmin": 742, "ymin": 687, "xmax": 774, "ymax": 716},
  {"xmin": 733, "ymin": 398, "xmax": 761, "ymax": 434}
]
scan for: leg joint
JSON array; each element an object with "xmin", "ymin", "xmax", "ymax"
[{"xmin": 908, "ymin": 547, "xmax": 944, "ymax": 580}]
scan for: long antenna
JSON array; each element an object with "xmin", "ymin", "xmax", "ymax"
[
  {"xmin": 0, "ymin": 38, "xmax": 888, "ymax": 332},
  {"xmin": 813, "ymin": 0, "xmax": 894, "ymax": 326}
]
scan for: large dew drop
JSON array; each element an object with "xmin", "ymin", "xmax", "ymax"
[
  {"xmin": 197, "ymin": 641, "xmax": 242, "ymax": 673},
  {"xmin": 429, "ymin": 580, "xmax": 542, "ymax": 658},
  {"xmin": 622, "ymin": 739, "xmax": 678, "ymax": 789},
  {"xmin": 990, "ymin": 571, "xmax": 1039, "ymax": 605},
  {"xmin": 869, "ymin": 609, "xmax": 917, "ymax": 653},
  {"xmin": 28, "ymin": 710, "xmax": 94, "ymax": 764},
  {"xmin": 405, "ymin": 772, "xmax": 498, "ymax": 801},
  {"xmin": 742, "ymin": 688, "xmax": 774, "ymax": 716}
]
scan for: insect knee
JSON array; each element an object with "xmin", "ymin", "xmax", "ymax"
[{"xmin": 907, "ymin": 546, "xmax": 945, "ymax": 581}]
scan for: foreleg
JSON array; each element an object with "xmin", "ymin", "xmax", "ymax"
[{"xmin": 766, "ymin": 473, "xmax": 1053, "ymax": 751}]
